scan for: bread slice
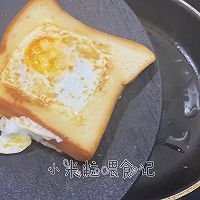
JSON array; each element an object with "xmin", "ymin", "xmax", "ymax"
[{"xmin": 0, "ymin": 0, "xmax": 155, "ymax": 161}]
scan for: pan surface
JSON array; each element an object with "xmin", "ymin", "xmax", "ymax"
[
  {"xmin": 124, "ymin": 0, "xmax": 200, "ymax": 199},
  {"xmin": 0, "ymin": 1, "xmax": 161, "ymax": 200}
]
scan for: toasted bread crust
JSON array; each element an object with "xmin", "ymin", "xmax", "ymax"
[
  {"xmin": 0, "ymin": 0, "xmax": 155, "ymax": 160},
  {"xmin": 0, "ymin": 81, "xmax": 124, "ymax": 161},
  {"xmin": 0, "ymin": 84, "xmax": 92, "ymax": 161}
]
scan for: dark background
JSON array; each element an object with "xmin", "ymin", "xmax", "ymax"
[
  {"xmin": 168, "ymin": 0, "xmax": 199, "ymax": 199},
  {"xmin": 125, "ymin": 0, "xmax": 200, "ymax": 199},
  {"xmin": 155, "ymin": 0, "xmax": 200, "ymax": 199}
]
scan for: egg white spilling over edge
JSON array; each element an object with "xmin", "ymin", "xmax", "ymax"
[
  {"xmin": 0, "ymin": 132, "xmax": 31, "ymax": 154},
  {"xmin": 0, "ymin": 116, "xmax": 63, "ymax": 154}
]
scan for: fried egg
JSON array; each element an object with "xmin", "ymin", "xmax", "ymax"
[
  {"xmin": 1, "ymin": 23, "xmax": 111, "ymax": 113},
  {"xmin": 0, "ymin": 116, "xmax": 62, "ymax": 154}
]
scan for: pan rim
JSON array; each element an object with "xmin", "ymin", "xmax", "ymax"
[
  {"xmin": 163, "ymin": 180, "xmax": 200, "ymax": 200},
  {"xmin": 162, "ymin": 2, "xmax": 200, "ymax": 199},
  {"xmin": 176, "ymin": 0, "xmax": 200, "ymax": 18}
]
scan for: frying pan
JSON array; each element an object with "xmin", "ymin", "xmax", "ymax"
[
  {"xmin": 0, "ymin": 1, "xmax": 161, "ymax": 200},
  {"xmin": 123, "ymin": 0, "xmax": 200, "ymax": 199}
]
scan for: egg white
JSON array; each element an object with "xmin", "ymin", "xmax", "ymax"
[
  {"xmin": 0, "ymin": 132, "xmax": 31, "ymax": 154},
  {"xmin": 0, "ymin": 116, "xmax": 62, "ymax": 154}
]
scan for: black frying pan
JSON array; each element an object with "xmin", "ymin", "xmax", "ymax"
[{"xmin": 124, "ymin": 0, "xmax": 200, "ymax": 199}]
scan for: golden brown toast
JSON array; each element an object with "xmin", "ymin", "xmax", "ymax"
[{"xmin": 0, "ymin": 0, "xmax": 155, "ymax": 160}]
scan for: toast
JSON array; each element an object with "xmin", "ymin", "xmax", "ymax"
[{"xmin": 0, "ymin": 0, "xmax": 155, "ymax": 160}]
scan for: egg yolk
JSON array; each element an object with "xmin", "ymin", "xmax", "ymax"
[{"xmin": 23, "ymin": 37, "xmax": 67, "ymax": 74}]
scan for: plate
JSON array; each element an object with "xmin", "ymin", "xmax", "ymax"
[{"xmin": 0, "ymin": 1, "xmax": 161, "ymax": 199}]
